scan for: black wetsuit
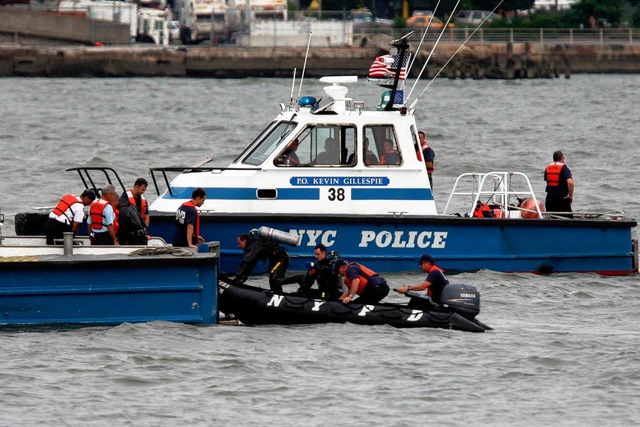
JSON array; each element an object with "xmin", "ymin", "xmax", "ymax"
[
  {"xmin": 297, "ymin": 256, "xmax": 342, "ymax": 300},
  {"xmin": 236, "ymin": 236, "xmax": 303, "ymax": 293}
]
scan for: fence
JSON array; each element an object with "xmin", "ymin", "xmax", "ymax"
[{"xmin": 356, "ymin": 27, "xmax": 640, "ymax": 46}]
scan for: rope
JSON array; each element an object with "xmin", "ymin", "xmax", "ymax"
[{"xmin": 128, "ymin": 247, "xmax": 194, "ymax": 257}]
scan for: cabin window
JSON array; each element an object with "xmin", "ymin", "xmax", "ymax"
[
  {"xmin": 242, "ymin": 121, "xmax": 297, "ymax": 166},
  {"xmin": 274, "ymin": 124, "xmax": 356, "ymax": 167},
  {"xmin": 363, "ymin": 125, "xmax": 401, "ymax": 166}
]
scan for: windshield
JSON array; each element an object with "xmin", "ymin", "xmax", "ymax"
[{"xmin": 242, "ymin": 121, "xmax": 297, "ymax": 166}]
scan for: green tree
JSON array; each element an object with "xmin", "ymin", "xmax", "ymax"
[{"xmin": 571, "ymin": 0, "xmax": 626, "ymax": 26}]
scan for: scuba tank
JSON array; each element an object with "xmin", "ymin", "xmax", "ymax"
[{"xmin": 251, "ymin": 226, "xmax": 301, "ymax": 247}]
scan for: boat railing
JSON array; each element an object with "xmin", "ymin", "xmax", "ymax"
[
  {"xmin": 148, "ymin": 166, "xmax": 261, "ymax": 197},
  {"xmin": 65, "ymin": 166, "xmax": 126, "ymax": 197},
  {"xmin": 442, "ymin": 171, "xmax": 543, "ymax": 218}
]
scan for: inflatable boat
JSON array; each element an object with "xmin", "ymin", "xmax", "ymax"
[{"xmin": 218, "ymin": 280, "xmax": 492, "ymax": 333}]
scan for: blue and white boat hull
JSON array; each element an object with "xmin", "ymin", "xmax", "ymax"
[{"xmin": 147, "ymin": 213, "xmax": 637, "ymax": 275}]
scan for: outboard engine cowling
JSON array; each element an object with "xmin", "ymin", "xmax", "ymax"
[{"xmin": 440, "ymin": 284, "xmax": 480, "ymax": 319}]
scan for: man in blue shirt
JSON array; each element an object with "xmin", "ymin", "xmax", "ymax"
[
  {"xmin": 173, "ymin": 187, "xmax": 206, "ymax": 248},
  {"xmin": 397, "ymin": 254, "xmax": 449, "ymax": 305}
]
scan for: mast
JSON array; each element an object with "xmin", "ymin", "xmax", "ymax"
[{"xmin": 384, "ymin": 33, "xmax": 411, "ymax": 111}]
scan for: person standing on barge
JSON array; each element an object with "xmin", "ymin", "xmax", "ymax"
[
  {"xmin": 173, "ymin": 187, "xmax": 206, "ymax": 248},
  {"xmin": 544, "ymin": 150, "xmax": 574, "ymax": 218},
  {"xmin": 88, "ymin": 185, "xmax": 120, "ymax": 246},
  {"xmin": 117, "ymin": 177, "xmax": 150, "ymax": 245},
  {"xmin": 45, "ymin": 189, "xmax": 96, "ymax": 245}
]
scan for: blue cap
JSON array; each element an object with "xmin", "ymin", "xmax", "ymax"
[
  {"xmin": 334, "ymin": 258, "xmax": 349, "ymax": 272},
  {"xmin": 419, "ymin": 254, "xmax": 435, "ymax": 265}
]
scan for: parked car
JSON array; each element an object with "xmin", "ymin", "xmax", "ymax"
[
  {"xmin": 406, "ymin": 15, "xmax": 454, "ymax": 29},
  {"xmin": 454, "ymin": 10, "xmax": 498, "ymax": 27}
]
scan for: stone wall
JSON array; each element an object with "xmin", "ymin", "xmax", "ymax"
[
  {"xmin": 0, "ymin": 8, "xmax": 130, "ymax": 45},
  {"xmin": 0, "ymin": 42, "xmax": 639, "ymax": 78}
]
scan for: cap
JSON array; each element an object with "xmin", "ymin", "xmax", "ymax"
[
  {"xmin": 419, "ymin": 254, "xmax": 435, "ymax": 265},
  {"xmin": 81, "ymin": 189, "xmax": 97, "ymax": 201},
  {"xmin": 334, "ymin": 258, "xmax": 349, "ymax": 272}
]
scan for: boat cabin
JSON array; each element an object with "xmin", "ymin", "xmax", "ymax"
[{"xmin": 149, "ymin": 76, "xmax": 437, "ymax": 217}]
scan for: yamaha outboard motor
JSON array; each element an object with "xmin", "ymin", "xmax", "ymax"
[{"xmin": 440, "ymin": 284, "xmax": 481, "ymax": 320}]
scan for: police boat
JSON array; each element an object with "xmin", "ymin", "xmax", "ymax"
[
  {"xmin": 218, "ymin": 278, "xmax": 492, "ymax": 333},
  {"xmin": 13, "ymin": 35, "xmax": 638, "ymax": 275}
]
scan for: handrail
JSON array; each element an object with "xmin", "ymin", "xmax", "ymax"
[
  {"xmin": 65, "ymin": 167, "xmax": 126, "ymax": 196},
  {"xmin": 354, "ymin": 27, "xmax": 640, "ymax": 45},
  {"xmin": 442, "ymin": 171, "xmax": 542, "ymax": 218}
]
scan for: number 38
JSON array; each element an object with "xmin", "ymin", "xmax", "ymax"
[{"xmin": 328, "ymin": 188, "xmax": 346, "ymax": 201}]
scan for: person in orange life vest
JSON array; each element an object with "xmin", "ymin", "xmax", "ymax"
[
  {"xmin": 117, "ymin": 177, "xmax": 150, "ymax": 245},
  {"xmin": 87, "ymin": 184, "xmax": 120, "ymax": 246},
  {"xmin": 544, "ymin": 150, "xmax": 574, "ymax": 218},
  {"xmin": 335, "ymin": 259, "xmax": 390, "ymax": 304},
  {"xmin": 44, "ymin": 189, "xmax": 96, "ymax": 245},
  {"xmin": 173, "ymin": 187, "xmax": 206, "ymax": 248},
  {"xmin": 275, "ymin": 139, "xmax": 301, "ymax": 165},
  {"xmin": 419, "ymin": 131, "xmax": 435, "ymax": 188},
  {"xmin": 397, "ymin": 254, "xmax": 449, "ymax": 305},
  {"xmin": 379, "ymin": 139, "xmax": 400, "ymax": 165}
]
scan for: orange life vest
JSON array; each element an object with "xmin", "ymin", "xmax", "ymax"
[
  {"xmin": 89, "ymin": 199, "xmax": 109, "ymax": 231},
  {"xmin": 473, "ymin": 203, "xmax": 491, "ymax": 218},
  {"xmin": 52, "ymin": 194, "xmax": 82, "ymax": 224},
  {"xmin": 344, "ymin": 263, "xmax": 380, "ymax": 295},
  {"xmin": 545, "ymin": 162, "xmax": 564, "ymax": 187},
  {"xmin": 474, "ymin": 202, "xmax": 504, "ymax": 218},
  {"xmin": 126, "ymin": 190, "xmax": 148, "ymax": 214}
]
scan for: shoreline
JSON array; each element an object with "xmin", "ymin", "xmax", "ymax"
[{"xmin": 1, "ymin": 42, "xmax": 639, "ymax": 78}]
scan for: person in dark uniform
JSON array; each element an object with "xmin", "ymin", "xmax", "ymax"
[
  {"xmin": 235, "ymin": 232, "xmax": 304, "ymax": 293},
  {"xmin": 296, "ymin": 243, "xmax": 342, "ymax": 300},
  {"xmin": 173, "ymin": 187, "xmax": 206, "ymax": 248},
  {"xmin": 544, "ymin": 150, "xmax": 574, "ymax": 218},
  {"xmin": 419, "ymin": 131, "xmax": 435, "ymax": 189},
  {"xmin": 117, "ymin": 178, "xmax": 150, "ymax": 245},
  {"xmin": 397, "ymin": 254, "xmax": 449, "ymax": 306}
]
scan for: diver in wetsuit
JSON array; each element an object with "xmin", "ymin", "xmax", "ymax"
[
  {"xmin": 235, "ymin": 232, "xmax": 304, "ymax": 293},
  {"xmin": 296, "ymin": 243, "xmax": 342, "ymax": 301}
]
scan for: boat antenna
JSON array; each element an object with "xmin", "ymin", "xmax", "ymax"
[
  {"xmin": 297, "ymin": 32, "xmax": 313, "ymax": 102},
  {"xmin": 290, "ymin": 67, "xmax": 297, "ymax": 106},
  {"xmin": 405, "ymin": 0, "xmax": 460, "ymax": 103},
  {"xmin": 405, "ymin": 0, "xmax": 443, "ymax": 76},
  {"xmin": 384, "ymin": 32, "xmax": 412, "ymax": 111},
  {"xmin": 408, "ymin": 0, "xmax": 505, "ymax": 109}
]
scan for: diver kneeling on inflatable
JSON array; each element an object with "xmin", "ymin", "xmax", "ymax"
[{"xmin": 335, "ymin": 259, "xmax": 390, "ymax": 304}]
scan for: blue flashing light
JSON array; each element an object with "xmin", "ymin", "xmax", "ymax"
[{"xmin": 299, "ymin": 96, "xmax": 317, "ymax": 107}]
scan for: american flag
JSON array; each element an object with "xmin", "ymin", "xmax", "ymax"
[{"xmin": 368, "ymin": 53, "xmax": 410, "ymax": 80}]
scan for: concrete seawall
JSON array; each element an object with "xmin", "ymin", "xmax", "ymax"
[{"xmin": 0, "ymin": 42, "xmax": 639, "ymax": 78}]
